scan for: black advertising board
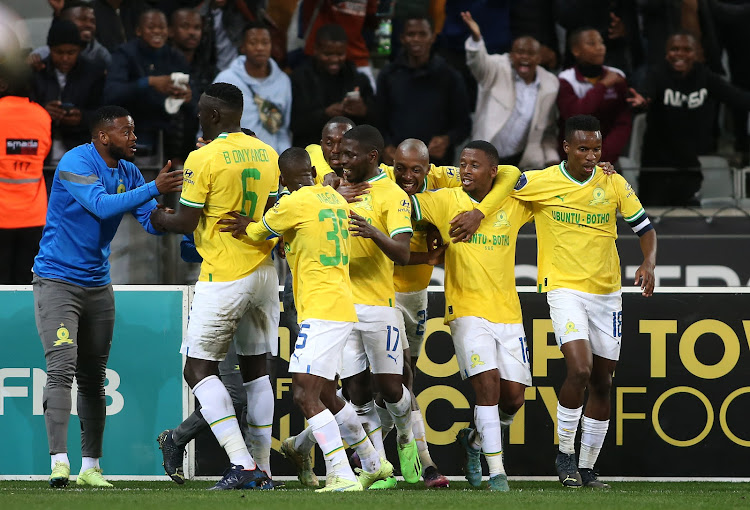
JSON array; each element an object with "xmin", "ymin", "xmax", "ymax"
[{"xmin": 195, "ymin": 289, "xmax": 750, "ymax": 479}]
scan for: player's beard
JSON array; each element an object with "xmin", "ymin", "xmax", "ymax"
[{"xmin": 109, "ymin": 144, "xmax": 135, "ymax": 163}]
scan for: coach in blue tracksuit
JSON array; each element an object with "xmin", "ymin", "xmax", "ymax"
[{"xmin": 33, "ymin": 105, "xmax": 183, "ymax": 488}]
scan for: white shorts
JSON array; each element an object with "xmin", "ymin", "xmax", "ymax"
[
  {"xmin": 340, "ymin": 304, "xmax": 403, "ymax": 378},
  {"xmin": 450, "ymin": 317, "xmax": 531, "ymax": 385},
  {"xmin": 395, "ymin": 289, "xmax": 428, "ymax": 358},
  {"xmin": 289, "ymin": 319, "xmax": 354, "ymax": 380},
  {"xmin": 547, "ymin": 288, "xmax": 622, "ymax": 361},
  {"xmin": 181, "ymin": 262, "xmax": 280, "ymax": 361}
]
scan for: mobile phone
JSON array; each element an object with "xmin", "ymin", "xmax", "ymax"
[
  {"xmin": 345, "ymin": 90, "xmax": 360, "ymax": 100},
  {"xmin": 60, "ymin": 102, "xmax": 75, "ymax": 111}
]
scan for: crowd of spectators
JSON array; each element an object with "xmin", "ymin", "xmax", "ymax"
[{"xmin": 3, "ymin": 0, "xmax": 750, "ymax": 211}]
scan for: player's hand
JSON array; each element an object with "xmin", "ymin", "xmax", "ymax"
[
  {"xmin": 599, "ymin": 161, "xmax": 617, "ymax": 175},
  {"xmin": 349, "ymin": 211, "xmax": 379, "ymax": 238},
  {"xmin": 460, "ymin": 11, "xmax": 481, "ymax": 41},
  {"xmin": 218, "ymin": 211, "xmax": 253, "ymax": 239},
  {"xmin": 196, "ymin": 136, "xmax": 212, "ymax": 148},
  {"xmin": 448, "ymin": 208, "xmax": 485, "ymax": 243},
  {"xmin": 425, "ymin": 223, "xmax": 444, "ymax": 250},
  {"xmin": 336, "ymin": 181, "xmax": 371, "ymax": 203},
  {"xmin": 634, "ymin": 261, "xmax": 655, "ymax": 297},
  {"xmin": 154, "ymin": 160, "xmax": 183, "ymax": 194},
  {"xmin": 149, "ymin": 206, "xmax": 171, "ymax": 232},
  {"xmin": 426, "ymin": 243, "xmax": 447, "ymax": 265},
  {"xmin": 323, "ymin": 172, "xmax": 341, "ymax": 188},
  {"xmin": 428, "ymin": 135, "xmax": 450, "ymax": 160},
  {"xmin": 276, "ymin": 236, "xmax": 286, "ymax": 259}
]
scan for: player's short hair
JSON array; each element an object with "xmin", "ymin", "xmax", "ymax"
[
  {"xmin": 568, "ymin": 26, "xmax": 599, "ymax": 50},
  {"xmin": 204, "ymin": 82, "xmax": 243, "ymax": 111},
  {"xmin": 60, "ymin": 1, "xmax": 94, "ymax": 17},
  {"xmin": 170, "ymin": 7, "xmax": 201, "ymax": 26},
  {"xmin": 564, "ymin": 114, "xmax": 601, "ymax": 140},
  {"xmin": 325, "ymin": 116, "xmax": 355, "ymax": 129},
  {"xmin": 315, "ymin": 24, "xmax": 347, "ymax": 45},
  {"xmin": 342, "ymin": 125, "xmax": 384, "ymax": 154},
  {"xmin": 278, "ymin": 147, "xmax": 311, "ymax": 173},
  {"xmin": 90, "ymin": 105, "xmax": 131, "ymax": 134},
  {"xmin": 463, "ymin": 140, "xmax": 500, "ymax": 167},
  {"xmin": 138, "ymin": 8, "xmax": 167, "ymax": 28},
  {"xmin": 242, "ymin": 21, "xmax": 270, "ymax": 38}
]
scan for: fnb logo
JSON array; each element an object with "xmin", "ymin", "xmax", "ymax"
[{"xmin": 6, "ymin": 139, "xmax": 39, "ymax": 155}]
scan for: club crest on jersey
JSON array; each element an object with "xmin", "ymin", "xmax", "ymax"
[
  {"xmin": 589, "ymin": 186, "xmax": 609, "ymax": 205},
  {"xmin": 116, "ymin": 182, "xmax": 126, "ymax": 194},
  {"xmin": 353, "ymin": 194, "xmax": 374, "ymax": 211},
  {"xmin": 493, "ymin": 210, "xmax": 510, "ymax": 228}
]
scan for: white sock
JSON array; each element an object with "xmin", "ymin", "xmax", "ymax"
[
  {"xmin": 411, "ymin": 410, "xmax": 436, "ymax": 470},
  {"xmin": 375, "ymin": 401, "xmax": 395, "ymax": 439},
  {"xmin": 352, "ymin": 400, "xmax": 385, "ymax": 457},
  {"xmin": 384, "ymin": 386, "xmax": 414, "ymax": 444},
  {"xmin": 293, "ymin": 426, "xmax": 316, "ymax": 454},
  {"xmin": 51, "ymin": 453, "xmax": 69, "ymax": 470},
  {"xmin": 335, "ymin": 402, "xmax": 381, "ymax": 473},
  {"xmin": 499, "ymin": 408, "xmax": 516, "ymax": 428},
  {"xmin": 475, "ymin": 405, "xmax": 504, "ymax": 477},
  {"xmin": 579, "ymin": 416, "xmax": 609, "ymax": 469},
  {"xmin": 244, "ymin": 375, "xmax": 274, "ymax": 475},
  {"xmin": 309, "ymin": 409, "xmax": 356, "ymax": 481},
  {"xmin": 80, "ymin": 457, "xmax": 99, "ymax": 472},
  {"xmin": 193, "ymin": 375, "xmax": 255, "ymax": 469},
  {"xmin": 557, "ymin": 403, "xmax": 583, "ymax": 455}
]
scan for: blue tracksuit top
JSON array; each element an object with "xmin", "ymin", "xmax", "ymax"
[{"xmin": 33, "ymin": 143, "xmax": 162, "ymax": 287}]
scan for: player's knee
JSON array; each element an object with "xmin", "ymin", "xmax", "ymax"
[
  {"xmin": 589, "ymin": 373, "xmax": 613, "ymax": 398},
  {"xmin": 500, "ymin": 391, "xmax": 525, "ymax": 415},
  {"xmin": 566, "ymin": 364, "xmax": 592, "ymax": 387}
]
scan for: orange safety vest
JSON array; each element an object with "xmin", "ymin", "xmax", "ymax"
[{"xmin": 0, "ymin": 96, "xmax": 51, "ymax": 229}]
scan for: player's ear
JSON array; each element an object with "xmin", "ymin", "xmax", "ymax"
[
  {"xmin": 562, "ymin": 139, "xmax": 570, "ymax": 156},
  {"xmin": 311, "ymin": 165, "xmax": 317, "ymax": 179}
]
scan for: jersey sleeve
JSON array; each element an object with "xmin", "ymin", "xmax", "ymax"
[
  {"xmin": 266, "ymin": 146, "xmax": 281, "ymax": 199},
  {"xmin": 614, "ymin": 174, "xmax": 653, "ymax": 237},
  {"xmin": 430, "ymin": 164, "xmax": 461, "ymax": 188},
  {"xmin": 411, "ymin": 189, "xmax": 448, "ymax": 227},
  {"xmin": 476, "ymin": 165, "xmax": 522, "ymax": 216},
  {"xmin": 384, "ymin": 186, "xmax": 413, "ymax": 238},
  {"xmin": 251, "ymin": 192, "xmax": 301, "ymax": 240},
  {"xmin": 179, "ymin": 151, "xmax": 209, "ymax": 208}
]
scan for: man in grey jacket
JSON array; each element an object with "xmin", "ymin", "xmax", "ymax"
[{"xmin": 462, "ymin": 11, "xmax": 559, "ymax": 170}]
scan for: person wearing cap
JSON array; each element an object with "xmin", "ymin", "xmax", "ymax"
[{"xmin": 30, "ymin": 18, "xmax": 107, "ymax": 159}]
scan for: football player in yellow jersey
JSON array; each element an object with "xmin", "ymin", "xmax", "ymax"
[
  {"xmin": 512, "ymin": 115, "xmax": 657, "ymax": 489},
  {"xmin": 335, "ymin": 125, "xmax": 424, "ymax": 487},
  {"xmin": 411, "ymin": 141, "xmax": 532, "ymax": 492},
  {"xmin": 220, "ymin": 147, "xmax": 395, "ymax": 492},
  {"xmin": 150, "ymin": 83, "xmax": 279, "ymax": 490}
]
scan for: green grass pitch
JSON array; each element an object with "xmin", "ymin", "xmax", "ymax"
[{"xmin": 2, "ymin": 481, "xmax": 748, "ymax": 510}]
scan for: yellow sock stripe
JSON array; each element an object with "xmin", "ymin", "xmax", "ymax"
[
  {"xmin": 366, "ymin": 426, "xmax": 382, "ymax": 437},
  {"xmin": 484, "ymin": 450, "xmax": 503, "ymax": 457},
  {"xmin": 324, "ymin": 446, "xmax": 344, "ymax": 457},
  {"xmin": 247, "ymin": 423, "xmax": 273, "ymax": 429},
  {"xmin": 349, "ymin": 435, "xmax": 369, "ymax": 448},
  {"xmin": 209, "ymin": 416, "xmax": 236, "ymax": 427}
]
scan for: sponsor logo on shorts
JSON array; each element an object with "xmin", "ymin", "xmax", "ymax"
[
  {"xmin": 470, "ymin": 353, "xmax": 484, "ymax": 369},
  {"xmin": 564, "ymin": 321, "xmax": 579, "ymax": 335}
]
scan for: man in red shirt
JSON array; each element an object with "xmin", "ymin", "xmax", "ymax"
[{"xmin": 0, "ymin": 66, "xmax": 52, "ymax": 284}]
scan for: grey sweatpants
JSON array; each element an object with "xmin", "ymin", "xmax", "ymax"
[{"xmin": 33, "ymin": 276, "xmax": 115, "ymax": 457}]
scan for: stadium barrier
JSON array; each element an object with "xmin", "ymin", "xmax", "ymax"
[{"xmin": 2, "ymin": 286, "xmax": 748, "ymax": 480}]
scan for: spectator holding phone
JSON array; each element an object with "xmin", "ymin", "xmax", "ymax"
[
  {"xmin": 31, "ymin": 19, "xmax": 106, "ymax": 161},
  {"xmin": 290, "ymin": 24, "xmax": 374, "ymax": 148}
]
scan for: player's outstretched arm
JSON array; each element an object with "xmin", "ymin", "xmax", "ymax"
[
  {"xmin": 349, "ymin": 212, "xmax": 411, "ymax": 265},
  {"xmin": 634, "ymin": 229, "xmax": 657, "ymax": 297}
]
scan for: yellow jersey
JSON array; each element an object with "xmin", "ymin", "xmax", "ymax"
[
  {"xmin": 512, "ymin": 162, "xmax": 648, "ymax": 294},
  {"xmin": 382, "ymin": 163, "xmax": 520, "ymax": 292},
  {"xmin": 306, "ymin": 144, "xmax": 336, "ymax": 185},
  {"xmin": 179, "ymin": 131, "xmax": 279, "ymax": 282},
  {"xmin": 245, "ymin": 184, "xmax": 357, "ymax": 323},
  {"xmin": 412, "ymin": 188, "xmax": 533, "ymax": 324},
  {"xmin": 349, "ymin": 171, "xmax": 413, "ymax": 307}
]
